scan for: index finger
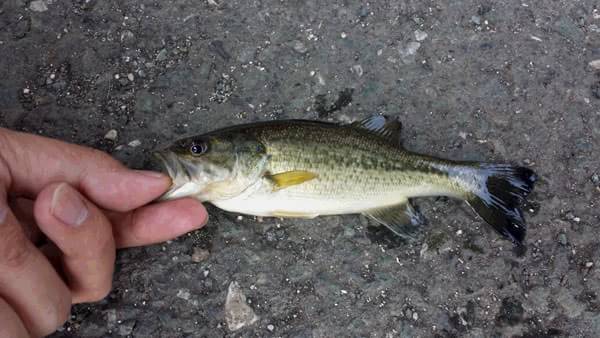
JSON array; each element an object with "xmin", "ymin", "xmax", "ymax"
[{"xmin": 0, "ymin": 128, "xmax": 171, "ymax": 212}]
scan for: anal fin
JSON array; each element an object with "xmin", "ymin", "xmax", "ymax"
[
  {"xmin": 363, "ymin": 200, "xmax": 426, "ymax": 239},
  {"xmin": 271, "ymin": 211, "xmax": 319, "ymax": 219}
]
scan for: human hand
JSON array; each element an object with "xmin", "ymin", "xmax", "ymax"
[{"xmin": 0, "ymin": 128, "xmax": 207, "ymax": 337}]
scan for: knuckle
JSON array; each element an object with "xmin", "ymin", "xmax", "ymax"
[
  {"xmin": 0, "ymin": 224, "xmax": 31, "ymax": 269},
  {"xmin": 86, "ymin": 148, "xmax": 122, "ymax": 172},
  {"xmin": 128, "ymin": 212, "xmax": 146, "ymax": 244},
  {"xmin": 87, "ymin": 147, "xmax": 115, "ymax": 164},
  {"xmin": 80, "ymin": 221, "xmax": 114, "ymax": 260}
]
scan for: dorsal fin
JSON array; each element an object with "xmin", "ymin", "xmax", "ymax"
[{"xmin": 349, "ymin": 115, "xmax": 403, "ymax": 145}]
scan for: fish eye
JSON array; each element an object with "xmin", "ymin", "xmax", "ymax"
[{"xmin": 189, "ymin": 141, "xmax": 208, "ymax": 156}]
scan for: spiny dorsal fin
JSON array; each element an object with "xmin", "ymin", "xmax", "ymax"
[
  {"xmin": 349, "ymin": 115, "xmax": 403, "ymax": 145},
  {"xmin": 266, "ymin": 170, "xmax": 318, "ymax": 191},
  {"xmin": 363, "ymin": 199, "xmax": 427, "ymax": 240}
]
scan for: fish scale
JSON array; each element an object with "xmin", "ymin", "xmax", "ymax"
[{"xmin": 257, "ymin": 125, "xmax": 451, "ymax": 199}]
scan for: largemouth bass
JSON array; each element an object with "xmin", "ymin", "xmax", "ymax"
[{"xmin": 153, "ymin": 115, "xmax": 537, "ymax": 245}]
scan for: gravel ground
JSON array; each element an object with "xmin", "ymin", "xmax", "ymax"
[{"xmin": 1, "ymin": 1, "xmax": 600, "ymax": 337}]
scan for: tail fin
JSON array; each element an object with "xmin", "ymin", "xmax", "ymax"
[{"xmin": 465, "ymin": 164, "xmax": 537, "ymax": 245}]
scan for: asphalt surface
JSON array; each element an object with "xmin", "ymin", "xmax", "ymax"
[{"xmin": 1, "ymin": 1, "xmax": 600, "ymax": 337}]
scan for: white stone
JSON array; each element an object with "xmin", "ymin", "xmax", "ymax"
[
  {"xmin": 128, "ymin": 139, "xmax": 141, "ymax": 147},
  {"xmin": 176, "ymin": 289, "xmax": 191, "ymax": 300},
  {"xmin": 225, "ymin": 282, "xmax": 259, "ymax": 331},
  {"xmin": 104, "ymin": 129, "xmax": 118, "ymax": 141},
  {"xmin": 29, "ymin": 0, "xmax": 48, "ymax": 12},
  {"xmin": 589, "ymin": 59, "xmax": 600, "ymax": 70},
  {"xmin": 414, "ymin": 30, "xmax": 428, "ymax": 41}
]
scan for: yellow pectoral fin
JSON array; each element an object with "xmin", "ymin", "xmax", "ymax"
[{"xmin": 267, "ymin": 170, "xmax": 318, "ymax": 191}]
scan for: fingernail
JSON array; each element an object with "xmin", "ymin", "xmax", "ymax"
[
  {"xmin": 51, "ymin": 184, "xmax": 89, "ymax": 227},
  {"xmin": 133, "ymin": 170, "xmax": 168, "ymax": 179}
]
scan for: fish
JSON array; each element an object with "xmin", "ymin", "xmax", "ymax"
[{"xmin": 152, "ymin": 115, "xmax": 537, "ymax": 246}]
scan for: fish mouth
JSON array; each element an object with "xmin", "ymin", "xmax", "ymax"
[
  {"xmin": 152, "ymin": 151, "xmax": 191, "ymax": 200},
  {"xmin": 152, "ymin": 151, "xmax": 177, "ymax": 179}
]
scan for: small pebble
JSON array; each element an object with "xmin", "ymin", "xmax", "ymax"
[
  {"xmin": 471, "ymin": 15, "xmax": 481, "ymax": 25},
  {"xmin": 128, "ymin": 139, "xmax": 141, "ymax": 147},
  {"xmin": 530, "ymin": 35, "xmax": 543, "ymax": 42},
  {"xmin": 127, "ymin": 73, "xmax": 135, "ymax": 82},
  {"xmin": 225, "ymin": 281, "xmax": 259, "ymax": 331},
  {"xmin": 118, "ymin": 320, "xmax": 136, "ymax": 336},
  {"xmin": 565, "ymin": 211, "xmax": 580, "ymax": 223},
  {"xmin": 176, "ymin": 289, "xmax": 191, "ymax": 301},
  {"xmin": 585, "ymin": 262, "xmax": 594, "ymax": 268},
  {"xmin": 237, "ymin": 215, "xmax": 244, "ymax": 221},
  {"xmin": 23, "ymin": 88, "xmax": 30, "ymax": 94},
  {"xmin": 414, "ymin": 30, "xmax": 428, "ymax": 41},
  {"xmin": 267, "ymin": 324, "xmax": 275, "ymax": 331},
  {"xmin": 358, "ymin": 6, "xmax": 369, "ymax": 18},
  {"xmin": 398, "ymin": 42, "xmax": 421, "ymax": 60},
  {"xmin": 589, "ymin": 60, "xmax": 600, "ymax": 70},
  {"xmin": 292, "ymin": 40, "xmax": 308, "ymax": 54},
  {"xmin": 591, "ymin": 173, "xmax": 600, "ymax": 185},
  {"xmin": 412, "ymin": 312, "xmax": 419, "ymax": 320},
  {"xmin": 191, "ymin": 247, "xmax": 210, "ymax": 263},
  {"xmin": 104, "ymin": 129, "xmax": 118, "ymax": 141},
  {"xmin": 558, "ymin": 233, "xmax": 568, "ymax": 246},
  {"xmin": 120, "ymin": 30, "xmax": 135, "ymax": 43},
  {"xmin": 341, "ymin": 32, "xmax": 347, "ymax": 39},
  {"xmin": 29, "ymin": 0, "xmax": 48, "ymax": 12},
  {"xmin": 105, "ymin": 309, "xmax": 117, "ymax": 327},
  {"xmin": 351, "ymin": 64, "xmax": 363, "ymax": 77},
  {"xmin": 156, "ymin": 49, "xmax": 168, "ymax": 61}
]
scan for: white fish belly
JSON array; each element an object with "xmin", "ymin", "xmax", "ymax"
[
  {"xmin": 212, "ymin": 193, "xmax": 401, "ymax": 217},
  {"xmin": 209, "ymin": 179, "xmax": 456, "ymax": 218}
]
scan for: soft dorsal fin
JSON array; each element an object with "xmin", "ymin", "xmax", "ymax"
[{"xmin": 349, "ymin": 115, "xmax": 402, "ymax": 145}]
